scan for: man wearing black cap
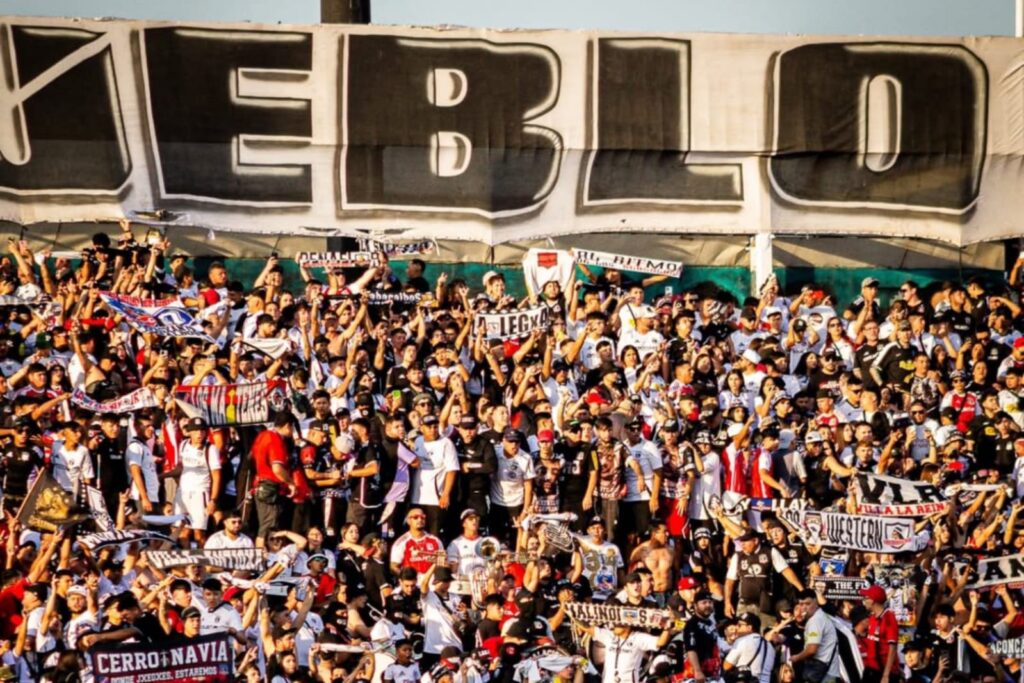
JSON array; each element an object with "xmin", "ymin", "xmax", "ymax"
[
  {"xmin": 681, "ymin": 589, "xmax": 722, "ymax": 683},
  {"xmin": 489, "ymin": 428, "xmax": 535, "ymax": 543},
  {"xmin": 419, "ymin": 564, "xmax": 468, "ymax": 668},
  {"xmin": 411, "ymin": 413, "xmax": 459, "ymax": 537},
  {"xmin": 725, "ymin": 530, "xmax": 803, "ymax": 625},
  {"xmin": 621, "ymin": 417, "xmax": 662, "ymax": 549},
  {"xmin": 574, "ymin": 515, "xmax": 624, "ymax": 600},
  {"xmin": 0, "ymin": 416, "xmax": 43, "ymax": 514},
  {"xmin": 450, "ymin": 413, "xmax": 496, "ymax": 522},
  {"xmin": 555, "ymin": 420, "xmax": 598, "ymax": 533},
  {"xmin": 174, "ymin": 416, "xmax": 221, "ymax": 544}
]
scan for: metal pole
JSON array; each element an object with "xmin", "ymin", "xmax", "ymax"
[
  {"xmin": 321, "ymin": 0, "xmax": 370, "ymax": 24},
  {"xmin": 323, "ymin": 0, "xmax": 369, "ymax": 253},
  {"xmin": 1017, "ymin": 0, "xmax": 1023, "ymax": 37}
]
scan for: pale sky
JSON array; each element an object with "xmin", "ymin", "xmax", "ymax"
[{"xmin": 0, "ymin": 0, "xmax": 1015, "ymax": 36}]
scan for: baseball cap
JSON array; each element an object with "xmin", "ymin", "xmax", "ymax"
[
  {"xmin": 693, "ymin": 527, "xmax": 712, "ymax": 540},
  {"xmin": 334, "ymin": 433, "xmax": 355, "ymax": 453},
  {"xmin": 537, "ymin": 429, "xmax": 555, "ymax": 443},
  {"xmin": 433, "ymin": 566, "xmax": 454, "ymax": 582},
  {"xmin": 677, "ymin": 576, "xmax": 699, "ymax": 590},
  {"xmin": 459, "ymin": 415, "xmax": 478, "ymax": 429},
  {"xmin": 184, "ymin": 416, "xmax": 208, "ymax": 432},
  {"xmin": 694, "ymin": 589, "xmax": 715, "ymax": 603},
  {"xmin": 741, "ymin": 349, "xmax": 761, "ymax": 365},
  {"xmin": 421, "ymin": 414, "xmax": 440, "ymax": 426},
  {"xmin": 804, "ymin": 431, "xmax": 824, "ymax": 444},
  {"xmin": 460, "ymin": 509, "xmax": 480, "ymax": 521},
  {"xmin": 482, "ymin": 270, "xmax": 503, "ymax": 286},
  {"xmin": 859, "ymin": 584, "xmax": 887, "ymax": 603},
  {"xmin": 764, "ymin": 306, "xmax": 782, "ymax": 318},
  {"xmin": 181, "ymin": 606, "xmax": 201, "ymax": 620},
  {"xmin": 503, "ymin": 428, "xmax": 522, "ymax": 442},
  {"xmin": 587, "ymin": 515, "xmax": 604, "ymax": 528},
  {"xmin": 862, "ymin": 277, "xmax": 880, "ymax": 288},
  {"xmin": 67, "ymin": 585, "xmax": 88, "ymax": 597},
  {"xmin": 1014, "ymin": 337, "xmax": 1024, "ymax": 350},
  {"xmin": 736, "ymin": 529, "xmax": 759, "ymax": 542}
]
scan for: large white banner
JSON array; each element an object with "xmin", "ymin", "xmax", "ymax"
[{"xmin": 0, "ymin": 18, "xmax": 1022, "ymax": 245}]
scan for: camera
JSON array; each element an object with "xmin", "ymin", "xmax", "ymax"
[
  {"xmin": 892, "ymin": 413, "xmax": 911, "ymax": 430},
  {"xmin": 793, "ymin": 319, "xmax": 807, "ymax": 333}
]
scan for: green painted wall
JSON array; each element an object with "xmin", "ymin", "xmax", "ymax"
[{"xmin": 192, "ymin": 258, "xmax": 1002, "ymax": 306}]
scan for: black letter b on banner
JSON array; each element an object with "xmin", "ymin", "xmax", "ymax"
[
  {"xmin": 344, "ymin": 36, "xmax": 562, "ymax": 215},
  {"xmin": 769, "ymin": 43, "xmax": 986, "ymax": 212}
]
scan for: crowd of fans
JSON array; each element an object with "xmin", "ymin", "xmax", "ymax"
[{"xmin": 1, "ymin": 222, "xmax": 1024, "ymax": 683}]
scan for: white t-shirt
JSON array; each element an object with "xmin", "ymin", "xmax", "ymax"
[
  {"xmin": 618, "ymin": 328, "xmax": 664, "ymax": 361},
  {"xmin": 383, "ymin": 662, "xmax": 421, "ymax": 683},
  {"xmin": 577, "ymin": 537, "xmax": 624, "ymax": 598},
  {"xmin": 725, "ymin": 634, "xmax": 775, "ymax": 683},
  {"xmin": 623, "ymin": 439, "xmax": 662, "ymax": 502},
  {"xmin": 490, "ymin": 451, "xmax": 536, "ymax": 507},
  {"xmin": 446, "ymin": 535, "xmax": 485, "ymax": 577},
  {"xmin": 411, "ymin": 437, "xmax": 459, "ymax": 506},
  {"xmin": 422, "ymin": 588, "xmax": 463, "ymax": 655},
  {"xmin": 51, "ymin": 443, "xmax": 94, "ymax": 493},
  {"xmin": 205, "ymin": 531, "xmax": 255, "ymax": 550},
  {"xmin": 68, "ymin": 353, "xmax": 96, "ymax": 390},
  {"xmin": 178, "ymin": 442, "xmax": 221, "ymax": 491},
  {"xmin": 198, "ymin": 601, "xmax": 242, "ymax": 636},
  {"xmin": 293, "ymin": 609, "xmax": 324, "ymax": 665},
  {"xmin": 126, "ymin": 440, "xmax": 160, "ymax": 503},
  {"xmin": 593, "ymin": 627, "xmax": 660, "ymax": 683},
  {"xmin": 689, "ymin": 451, "xmax": 723, "ymax": 521},
  {"xmin": 580, "ymin": 335, "xmax": 614, "ymax": 370}
]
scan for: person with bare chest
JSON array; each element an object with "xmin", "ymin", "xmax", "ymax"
[{"xmin": 629, "ymin": 519, "xmax": 675, "ymax": 606}]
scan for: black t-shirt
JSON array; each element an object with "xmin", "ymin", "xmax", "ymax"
[
  {"xmin": 0, "ymin": 444, "xmax": 42, "ymax": 500},
  {"xmin": 994, "ymin": 435, "xmax": 1016, "ymax": 474},
  {"xmin": 947, "ymin": 309, "xmax": 974, "ymax": 338},
  {"xmin": 477, "ymin": 617, "xmax": 501, "ymax": 643},
  {"xmin": 406, "ymin": 276, "xmax": 430, "ymax": 294},
  {"xmin": 555, "ymin": 441, "xmax": 596, "ymax": 500},
  {"xmin": 93, "ymin": 433, "xmax": 129, "ymax": 496},
  {"xmin": 362, "ymin": 557, "xmax": 388, "ymax": 611},
  {"xmin": 968, "ymin": 414, "xmax": 999, "ymax": 469},
  {"xmin": 682, "ymin": 615, "xmax": 721, "ymax": 677},
  {"xmin": 856, "ymin": 342, "xmax": 882, "ymax": 389},
  {"xmin": 349, "ymin": 443, "xmax": 382, "ymax": 507}
]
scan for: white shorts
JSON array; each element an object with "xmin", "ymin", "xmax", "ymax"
[{"xmin": 174, "ymin": 488, "xmax": 210, "ymax": 530}]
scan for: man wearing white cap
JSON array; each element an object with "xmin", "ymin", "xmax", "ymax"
[
  {"xmin": 617, "ymin": 305, "xmax": 664, "ymax": 362},
  {"xmin": 481, "ymin": 271, "xmax": 513, "ymax": 310}
]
